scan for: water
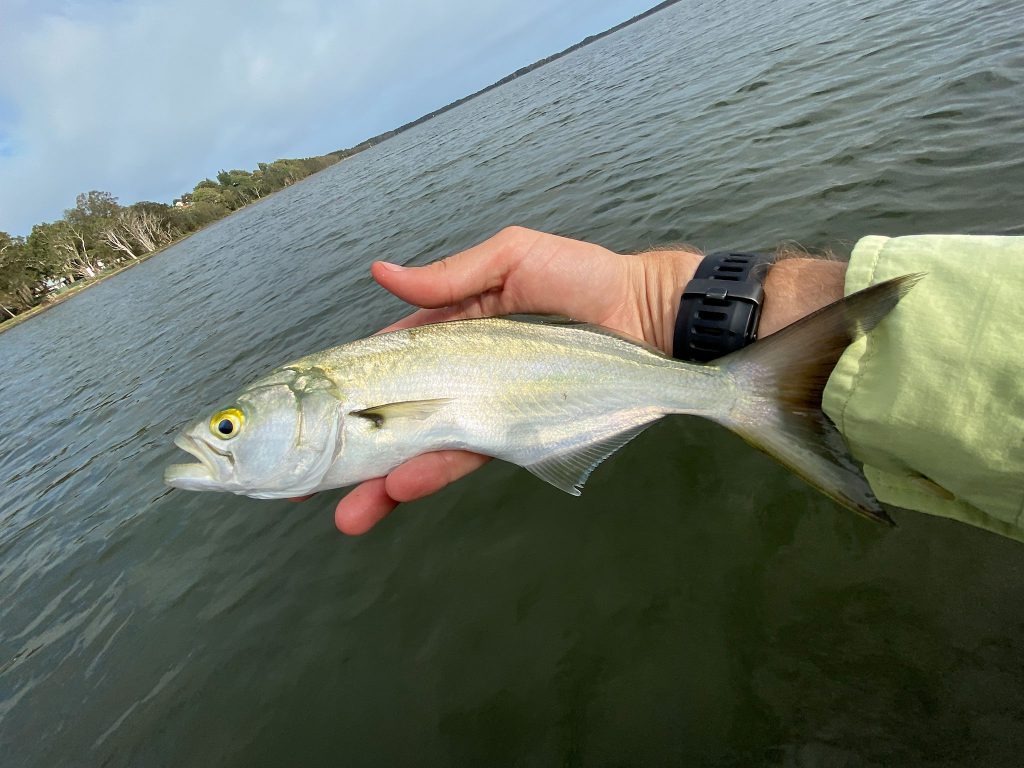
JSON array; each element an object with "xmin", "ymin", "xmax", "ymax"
[{"xmin": 2, "ymin": 0, "xmax": 1023, "ymax": 764}]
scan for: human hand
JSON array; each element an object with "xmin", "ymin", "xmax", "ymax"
[{"xmin": 330, "ymin": 226, "xmax": 701, "ymax": 534}]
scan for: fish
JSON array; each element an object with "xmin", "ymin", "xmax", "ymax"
[{"xmin": 165, "ymin": 273, "xmax": 922, "ymax": 523}]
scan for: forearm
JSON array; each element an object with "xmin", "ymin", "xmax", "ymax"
[{"xmin": 760, "ymin": 258, "xmax": 846, "ymax": 336}]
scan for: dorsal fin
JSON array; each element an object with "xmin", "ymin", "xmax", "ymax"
[{"xmin": 499, "ymin": 314, "xmax": 669, "ymax": 357}]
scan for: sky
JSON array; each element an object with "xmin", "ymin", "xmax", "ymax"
[{"xmin": 0, "ymin": 0, "xmax": 659, "ymax": 236}]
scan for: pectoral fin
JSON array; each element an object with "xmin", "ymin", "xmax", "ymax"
[{"xmin": 351, "ymin": 398, "xmax": 452, "ymax": 428}]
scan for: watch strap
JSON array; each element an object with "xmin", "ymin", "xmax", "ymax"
[{"xmin": 672, "ymin": 251, "xmax": 773, "ymax": 362}]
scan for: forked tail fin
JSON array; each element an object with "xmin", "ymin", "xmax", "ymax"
[{"xmin": 715, "ymin": 273, "xmax": 924, "ymax": 523}]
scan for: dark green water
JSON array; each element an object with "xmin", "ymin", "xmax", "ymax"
[{"xmin": 2, "ymin": 0, "xmax": 1023, "ymax": 764}]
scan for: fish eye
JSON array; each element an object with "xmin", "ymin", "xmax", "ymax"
[{"xmin": 209, "ymin": 407, "xmax": 245, "ymax": 439}]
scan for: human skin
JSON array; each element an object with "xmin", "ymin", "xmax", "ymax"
[{"xmin": 300, "ymin": 226, "xmax": 847, "ymax": 534}]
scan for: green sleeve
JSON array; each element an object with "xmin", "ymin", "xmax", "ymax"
[{"xmin": 822, "ymin": 235, "xmax": 1024, "ymax": 540}]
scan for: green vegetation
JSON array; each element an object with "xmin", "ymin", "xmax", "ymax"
[{"xmin": 0, "ymin": 154, "xmax": 341, "ymax": 326}]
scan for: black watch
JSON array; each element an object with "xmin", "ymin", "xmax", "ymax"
[{"xmin": 672, "ymin": 251, "xmax": 773, "ymax": 362}]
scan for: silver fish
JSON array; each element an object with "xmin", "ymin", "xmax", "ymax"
[{"xmin": 166, "ymin": 274, "xmax": 922, "ymax": 522}]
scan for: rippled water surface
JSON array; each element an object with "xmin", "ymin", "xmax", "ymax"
[{"xmin": 3, "ymin": 0, "xmax": 1023, "ymax": 764}]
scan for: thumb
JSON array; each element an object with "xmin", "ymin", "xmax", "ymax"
[
  {"xmin": 371, "ymin": 228, "xmax": 536, "ymax": 308},
  {"xmin": 371, "ymin": 255, "xmax": 506, "ymax": 309}
]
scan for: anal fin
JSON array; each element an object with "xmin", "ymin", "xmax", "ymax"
[{"xmin": 524, "ymin": 421, "xmax": 655, "ymax": 496}]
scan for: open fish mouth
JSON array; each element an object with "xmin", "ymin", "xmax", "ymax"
[{"xmin": 164, "ymin": 433, "xmax": 231, "ymax": 489}]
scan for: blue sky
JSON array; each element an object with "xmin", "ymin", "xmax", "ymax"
[{"xmin": 0, "ymin": 0, "xmax": 658, "ymax": 235}]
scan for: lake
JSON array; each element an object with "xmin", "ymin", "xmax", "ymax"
[{"xmin": 2, "ymin": 0, "xmax": 1023, "ymax": 764}]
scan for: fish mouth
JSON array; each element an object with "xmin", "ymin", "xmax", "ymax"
[{"xmin": 164, "ymin": 433, "xmax": 232, "ymax": 490}]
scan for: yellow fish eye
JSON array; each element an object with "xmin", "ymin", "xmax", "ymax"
[{"xmin": 210, "ymin": 407, "xmax": 245, "ymax": 439}]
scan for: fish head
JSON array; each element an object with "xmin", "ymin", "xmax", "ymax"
[{"xmin": 165, "ymin": 367, "xmax": 345, "ymax": 498}]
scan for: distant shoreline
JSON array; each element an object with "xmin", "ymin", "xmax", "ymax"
[
  {"xmin": 0, "ymin": 177, "xmax": 298, "ymax": 334},
  {"xmin": 330, "ymin": 0, "xmax": 682, "ymax": 158},
  {"xmin": 0, "ymin": 241, "xmax": 178, "ymax": 332}
]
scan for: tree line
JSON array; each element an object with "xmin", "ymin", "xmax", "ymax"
[{"xmin": 0, "ymin": 154, "xmax": 341, "ymax": 323}]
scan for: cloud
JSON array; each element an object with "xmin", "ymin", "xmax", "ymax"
[{"xmin": 0, "ymin": 0, "xmax": 654, "ymax": 234}]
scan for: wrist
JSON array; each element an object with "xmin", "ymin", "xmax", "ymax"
[{"xmin": 632, "ymin": 248, "xmax": 702, "ymax": 355}]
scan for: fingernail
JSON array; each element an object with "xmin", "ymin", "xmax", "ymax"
[{"xmin": 377, "ymin": 261, "xmax": 406, "ymax": 272}]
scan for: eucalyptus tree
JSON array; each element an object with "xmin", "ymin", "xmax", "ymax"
[
  {"xmin": 0, "ymin": 232, "xmax": 30, "ymax": 317},
  {"xmin": 59, "ymin": 191, "xmax": 122, "ymax": 275},
  {"xmin": 102, "ymin": 202, "xmax": 179, "ymax": 259}
]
